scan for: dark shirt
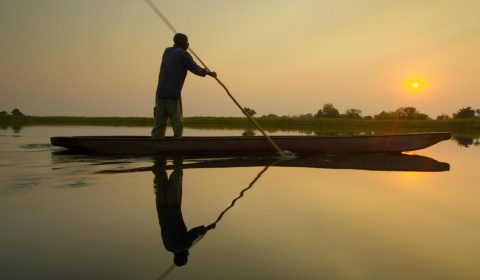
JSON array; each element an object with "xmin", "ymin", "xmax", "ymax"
[{"xmin": 156, "ymin": 45, "xmax": 207, "ymax": 99}]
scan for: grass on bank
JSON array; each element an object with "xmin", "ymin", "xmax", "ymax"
[
  {"xmin": 2, "ymin": 115, "xmax": 479, "ymax": 146},
  {"xmin": 1, "ymin": 115, "xmax": 480, "ymax": 134}
]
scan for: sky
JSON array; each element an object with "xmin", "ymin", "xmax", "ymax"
[{"xmin": 1, "ymin": 0, "xmax": 479, "ymax": 117}]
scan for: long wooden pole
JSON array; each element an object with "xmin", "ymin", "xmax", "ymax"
[{"xmin": 144, "ymin": 0, "xmax": 289, "ymax": 157}]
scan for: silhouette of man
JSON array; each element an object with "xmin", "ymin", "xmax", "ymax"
[
  {"xmin": 151, "ymin": 33, "xmax": 217, "ymax": 138},
  {"xmin": 153, "ymin": 159, "xmax": 214, "ymax": 266}
]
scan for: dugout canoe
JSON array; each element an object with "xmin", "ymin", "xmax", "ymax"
[{"xmin": 50, "ymin": 132, "xmax": 451, "ymax": 156}]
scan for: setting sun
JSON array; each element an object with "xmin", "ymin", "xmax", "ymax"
[{"xmin": 408, "ymin": 80, "xmax": 424, "ymax": 92}]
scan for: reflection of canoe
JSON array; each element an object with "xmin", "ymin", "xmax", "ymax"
[
  {"xmin": 97, "ymin": 154, "xmax": 450, "ymax": 173},
  {"xmin": 51, "ymin": 132, "xmax": 451, "ymax": 156}
]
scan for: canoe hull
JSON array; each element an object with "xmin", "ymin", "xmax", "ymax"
[{"xmin": 50, "ymin": 132, "xmax": 452, "ymax": 156}]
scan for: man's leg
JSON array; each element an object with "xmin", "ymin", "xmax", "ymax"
[
  {"xmin": 151, "ymin": 98, "xmax": 167, "ymax": 137},
  {"xmin": 167, "ymin": 98, "xmax": 183, "ymax": 137}
]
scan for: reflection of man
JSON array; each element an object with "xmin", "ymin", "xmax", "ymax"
[{"xmin": 153, "ymin": 159, "xmax": 214, "ymax": 266}]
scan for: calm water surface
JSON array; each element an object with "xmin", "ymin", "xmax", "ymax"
[{"xmin": 1, "ymin": 126, "xmax": 479, "ymax": 280}]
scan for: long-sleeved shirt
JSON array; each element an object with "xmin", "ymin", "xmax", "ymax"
[{"xmin": 155, "ymin": 45, "xmax": 207, "ymax": 99}]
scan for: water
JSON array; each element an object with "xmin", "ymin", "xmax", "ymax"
[{"xmin": 0, "ymin": 126, "xmax": 479, "ymax": 280}]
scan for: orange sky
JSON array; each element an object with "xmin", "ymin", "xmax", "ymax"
[{"xmin": 1, "ymin": 0, "xmax": 479, "ymax": 117}]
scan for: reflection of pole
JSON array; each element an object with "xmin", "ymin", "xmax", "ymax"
[
  {"xmin": 157, "ymin": 264, "xmax": 175, "ymax": 280},
  {"xmin": 186, "ymin": 165, "xmax": 272, "ymax": 248},
  {"xmin": 156, "ymin": 159, "xmax": 277, "ymax": 279},
  {"xmin": 209, "ymin": 163, "xmax": 273, "ymax": 227}
]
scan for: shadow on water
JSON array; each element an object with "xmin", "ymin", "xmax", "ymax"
[
  {"xmin": 0, "ymin": 124, "xmax": 24, "ymax": 133},
  {"xmin": 50, "ymin": 154, "xmax": 275, "ymax": 278},
  {"xmin": 12, "ymin": 124, "xmax": 22, "ymax": 134},
  {"xmin": 95, "ymin": 154, "xmax": 450, "ymax": 174},
  {"xmin": 153, "ymin": 158, "xmax": 214, "ymax": 267},
  {"xmin": 85, "ymin": 153, "xmax": 451, "ymax": 278},
  {"xmin": 452, "ymin": 135, "xmax": 480, "ymax": 147},
  {"xmin": 48, "ymin": 147, "xmax": 454, "ymax": 268},
  {"xmin": 46, "ymin": 151, "xmax": 454, "ymax": 278},
  {"xmin": 151, "ymin": 157, "xmax": 277, "ymax": 279}
]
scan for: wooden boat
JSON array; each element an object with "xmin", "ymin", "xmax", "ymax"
[
  {"xmin": 95, "ymin": 154, "xmax": 450, "ymax": 173},
  {"xmin": 50, "ymin": 132, "xmax": 451, "ymax": 156}
]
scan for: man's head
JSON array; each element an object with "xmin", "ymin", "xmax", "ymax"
[
  {"xmin": 173, "ymin": 250, "xmax": 189, "ymax": 266},
  {"xmin": 173, "ymin": 33, "xmax": 189, "ymax": 50}
]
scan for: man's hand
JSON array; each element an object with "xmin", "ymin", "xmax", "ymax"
[
  {"xmin": 205, "ymin": 223, "xmax": 216, "ymax": 230},
  {"xmin": 206, "ymin": 70, "xmax": 217, "ymax": 78}
]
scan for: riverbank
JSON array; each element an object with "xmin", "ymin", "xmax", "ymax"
[
  {"xmin": 1, "ymin": 115, "xmax": 479, "ymax": 131},
  {"xmin": 2, "ymin": 115, "xmax": 479, "ymax": 147}
]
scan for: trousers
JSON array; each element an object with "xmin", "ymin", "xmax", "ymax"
[{"xmin": 151, "ymin": 97, "xmax": 183, "ymax": 137}]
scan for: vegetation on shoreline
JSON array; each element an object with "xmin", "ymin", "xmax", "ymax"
[
  {"xmin": 2, "ymin": 103, "xmax": 478, "ymax": 128},
  {"xmin": 1, "ymin": 114, "xmax": 479, "ymax": 131},
  {"xmin": 2, "ymin": 115, "xmax": 479, "ymax": 148},
  {"xmin": 0, "ymin": 115, "xmax": 153, "ymax": 127},
  {"xmin": 2, "ymin": 105, "xmax": 479, "ymax": 146}
]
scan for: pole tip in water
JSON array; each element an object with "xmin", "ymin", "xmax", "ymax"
[{"xmin": 279, "ymin": 150, "xmax": 297, "ymax": 160}]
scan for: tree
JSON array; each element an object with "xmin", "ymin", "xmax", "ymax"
[
  {"xmin": 11, "ymin": 108, "xmax": 24, "ymax": 116},
  {"xmin": 322, "ymin": 103, "xmax": 340, "ymax": 118},
  {"xmin": 374, "ymin": 111, "xmax": 396, "ymax": 120},
  {"xmin": 436, "ymin": 114, "xmax": 451, "ymax": 120},
  {"xmin": 394, "ymin": 107, "xmax": 429, "ymax": 119},
  {"xmin": 476, "ymin": 109, "xmax": 480, "ymax": 117},
  {"xmin": 261, "ymin": 114, "xmax": 279, "ymax": 118},
  {"xmin": 345, "ymin": 108, "xmax": 362, "ymax": 119},
  {"xmin": 398, "ymin": 107, "xmax": 416, "ymax": 119},
  {"xmin": 0, "ymin": 111, "xmax": 8, "ymax": 116},
  {"xmin": 374, "ymin": 107, "xmax": 429, "ymax": 120},
  {"xmin": 417, "ymin": 113, "xmax": 430, "ymax": 120},
  {"xmin": 243, "ymin": 107, "xmax": 256, "ymax": 117},
  {"xmin": 453, "ymin": 107, "xmax": 475, "ymax": 119},
  {"xmin": 316, "ymin": 103, "xmax": 340, "ymax": 118},
  {"xmin": 298, "ymin": 113, "xmax": 314, "ymax": 119}
]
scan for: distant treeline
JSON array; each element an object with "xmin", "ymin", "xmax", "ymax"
[
  {"xmin": 2, "ymin": 104, "xmax": 480, "ymax": 121},
  {"xmin": 243, "ymin": 104, "xmax": 480, "ymax": 120},
  {"xmin": 258, "ymin": 104, "xmax": 479, "ymax": 120},
  {"xmin": 2, "ymin": 115, "xmax": 479, "ymax": 148},
  {"xmin": 2, "ymin": 108, "xmax": 479, "ymax": 147},
  {"xmin": 1, "ymin": 108, "xmax": 24, "ymax": 117},
  {"xmin": 1, "ymin": 104, "xmax": 479, "ymax": 129},
  {"xmin": 1, "ymin": 115, "xmax": 479, "ymax": 131},
  {"xmin": 0, "ymin": 115, "xmax": 153, "ymax": 126}
]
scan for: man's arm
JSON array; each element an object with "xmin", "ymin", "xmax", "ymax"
[{"xmin": 182, "ymin": 52, "xmax": 217, "ymax": 78}]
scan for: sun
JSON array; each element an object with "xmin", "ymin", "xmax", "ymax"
[{"xmin": 408, "ymin": 80, "xmax": 424, "ymax": 92}]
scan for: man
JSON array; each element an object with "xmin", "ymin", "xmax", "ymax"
[{"xmin": 151, "ymin": 33, "xmax": 217, "ymax": 138}]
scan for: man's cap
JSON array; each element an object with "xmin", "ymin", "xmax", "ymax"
[{"xmin": 173, "ymin": 33, "xmax": 188, "ymax": 44}]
